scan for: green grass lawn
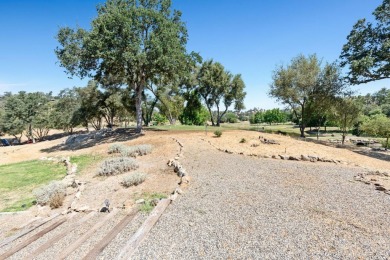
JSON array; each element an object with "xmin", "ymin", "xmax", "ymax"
[{"xmin": 0, "ymin": 154, "xmax": 103, "ymax": 212}]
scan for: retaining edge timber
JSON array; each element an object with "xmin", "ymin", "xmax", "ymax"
[
  {"xmin": 83, "ymin": 209, "xmax": 138, "ymax": 259},
  {"xmin": 116, "ymin": 199, "xmax": 171, "ymax": 259},
  {"xmin": 58, "ymin": 209, "xmax": 119, "ymax": 260},
  {"xmin": 0, "ymin": 216, "xmax": 67, "ymax": 260},
  {"xmin": 26, "ymin": 211, "xmax": 95, "ymax": 259},
  {"xmin": 0, "ymin": 213, "xmax": 60, "ymax": 249}
]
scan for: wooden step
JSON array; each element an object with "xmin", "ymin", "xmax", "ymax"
[
  {"xmin": 0, "ymin": 213, "xmax": 60, "ymax": 249},
  {"xmin": 58, "ymin": 209, "xmax": 119, "ymax": 260},
  {"xmin": 83, "ymin": 209, "xmax": 138, "ymax": 259},
  {"xmin": 116, "ymin": 199, "xmax": 171, "ymax": 259},
  {"xmin": 0, "ymin": 215, "xmax": 67, "ymax": 260},
  {"xmin": 26, "ymin": 211, "xmax": 95, "ymax": 259}
]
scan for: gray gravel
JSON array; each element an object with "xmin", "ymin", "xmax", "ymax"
[{"xmin": 132, "ymin": 138, "xmax": 390, "ymax": 259}]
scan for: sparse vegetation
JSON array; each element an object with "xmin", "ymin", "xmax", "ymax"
[
  {"xmin": 108, "ymin": 143, "xmax": 153, "ymax": 157},
  {"xmin": 98, "ymin": 157, "xmax": 138, "ymax": 176},
  {"xmin": 108, "ymin": 143, "xmax": 127, "ymax": 154},
  {"xmin": 33, "ymin": 181, "xmax": 66, "ymax": 208},
  {"xmin": 0, "ymin": 154, "xmax": 102, "ymax": 212},
  {"xmin": 138, "ymin": 193, "xmax": 167, "ymax": 213},
  {"xmin": 240, "ymin": 138, "xmax": 247, "ymax": 143},
  {"xmin": 214, "ymin": 130, "xmax": 222, "ymax": 137},
  {"xmin": 121, "ymin": 172, "xmax": 147, "ymax": 187}
]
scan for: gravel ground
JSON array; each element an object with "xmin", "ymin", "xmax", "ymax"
[{"xmin": 132, "ymin": 137, "xmax": 390, "ymax": 259}]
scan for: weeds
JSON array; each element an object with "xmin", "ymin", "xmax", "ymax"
[
  {"xmin": 240, "ymin": 138, "xmax": 247, "ymax": 143},
  {"xmin": 214, "ymin": 130, "xmax": 222, "ymax": 137},
  {"xmin": 137, "ymin": 193, "xmax": 167, "ymax": 213}
]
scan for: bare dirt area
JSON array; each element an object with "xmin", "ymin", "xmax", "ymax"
[
  {"xmin": 1, "ymin": 129, "xmax": 389, "ymax": 258},
  {"xmin": 204, "ymin": 130, "xmax": 390, "ymax": 171},
  {"xmin": 0, "ymin": 129, "xmax": 183, "ymax": 240}
]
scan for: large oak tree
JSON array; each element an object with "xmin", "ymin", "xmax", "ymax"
[
  {"xmin": 55, "ymin": 0, "xmax": 191, "ymax": 132},
  {"xmin": 197, "ymin": 60, "xmax": 246, "ymax": 126},
  {"xmin": 269, "ymin": 54, "xmax": 346, "ymax": 137},
  {"xmin": 340, "ymin": 0, "xmax": 390, "ymax": 84}
]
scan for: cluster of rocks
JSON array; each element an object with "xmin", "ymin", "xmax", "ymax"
[
  {"xmin": 167, "ymin": 137, "xmax": 190, "ymax": 201},
  {"xmin": 260, "ymin": 138, "xmax": 280, "ymax": 145},
  {"xmin": 59, "ymin": 157, "xmax": 89, "ymax": 213},
  {"xmin": 202, "ymin": 137, "xmax": 349, "ymax": 166},
  {"xmin": 65, "ymin": 128, "xmax": 113, "ymax": 146},
  {"xmin": 354, "ymin": 171, "xmax": 390, "ymax": 195}
]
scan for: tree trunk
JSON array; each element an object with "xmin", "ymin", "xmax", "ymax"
[
  {"xmin": 135, "ymin": 84, "xmax": 143, "ymax": 133},
  {"xmin": 342, "ymin": 133, "xmax": 346, "ymax": 145},
  {"xmin": 206, "ymin": 106, "xmax": 215, "ymax": 126},
  {"xmin": 300, "ymin": 125, "xmax": 305, "ymax": 138}
]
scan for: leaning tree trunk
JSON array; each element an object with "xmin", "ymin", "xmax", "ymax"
[{"xmin": 135, "ymin": 83, "xmax": 143, "ymax": 133}]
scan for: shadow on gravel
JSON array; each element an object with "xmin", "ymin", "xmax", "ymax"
[{"xmin": 40, "ymin": 128, "xmax": 143, "ymax": 152}]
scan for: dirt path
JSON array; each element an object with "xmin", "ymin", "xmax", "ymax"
[{"xmin": 132, "ymin": 136, "xmax": 390, "ymax": 259}]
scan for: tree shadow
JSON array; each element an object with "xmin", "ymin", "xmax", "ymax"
[
  {"xmin": 353, "ymin": 149, "xmax": 390, "ymax": 163},
  {"xmin": 40, "ymin": 128, "xmax": 143, "ymax": 153}
]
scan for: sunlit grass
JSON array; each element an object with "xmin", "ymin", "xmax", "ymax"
[{"xmin": 0, "ymin": 154, "xmax": 103, "ymax": 212}]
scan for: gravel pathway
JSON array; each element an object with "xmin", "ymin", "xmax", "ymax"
[{"xmin": 132, "ymin": 136, "xmax": 390, "ymax": 259}]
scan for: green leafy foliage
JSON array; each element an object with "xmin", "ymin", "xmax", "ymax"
[
  {"xmin": 361, "ymin": 114, "xmax": 390, "ymax": 147},
  {"xmin": 249, "ymin": 111, "xmax": 264, "ymax": 124},
  {"xmin": 198, "ymin": 60, "xmax": 246, "ymax": 126},
  {"xmin": 179, "ymin": 91, "xmax": 209, "ymax": 125},
  {"xmin": 1, "ymin": 92, "xmax": 53, "ymax": 141},
  {"xmin": 332, "ymin": 97, "xmax": 362, "ymax": 144},
  {"xmin": 269, "ymin": 54, "xmax": 346, "ymax": 137},
  {"xmin": 214, "ymin": 130, "xmax": 222, "ymax": 137},
  {"xmin": 340, "ymin": 0, "xmax": 390, "ymax": 84},
  {"xmin": 55, "ymin": 0, "xmax": 191, "ymax": 133},
  {"xmin": 152, "ymin": 113, "xmax": 167, "ymax": 125}
]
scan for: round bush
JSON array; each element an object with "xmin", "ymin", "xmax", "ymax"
[{"xmin": 98, "ymin": 157, "xmax": 139, "ymax": 176}]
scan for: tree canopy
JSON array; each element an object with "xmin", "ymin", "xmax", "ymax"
[
  {"xmin": 197, "ymin": 60, "xmax": 246, "ymax": 126},
  {"xmin": 340, "ymin": 0, "xmax": 390, "ymax": 84},
  {"xmin": 269, "ymin": 54, "xmax": 346, "ymax": 137},
  {"xmin": 55, "ymin": 0, "xmax": 192, "ymax": 132}
]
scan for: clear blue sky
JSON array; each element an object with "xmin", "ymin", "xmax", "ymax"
[{"xmin": 0, "ymin": 0, "xmax": 388, "ymax": 109}]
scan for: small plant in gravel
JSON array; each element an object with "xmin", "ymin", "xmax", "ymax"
[
  {"xmin": 138, "ymin": 193, "xmax": 167, "ymax": 213},
  {"xmin": 33, "ymin": 181, "xmax": 67, "ymax": 208},
  {"xmin": 121, "ymin": 172, "xmax": 147, "ymax": 187},
  {"xmin": 240, "ymin": 138, "xmax": 247, "ymax": 143},
  {"xmin": 49, "ymin": 192, "xmax": 66, "ymax": 208},
  {"xmin": 97, "ymin": 157, "xmax": 139, "ymax": 176},
  {"xmin": 214, "ymin": 130, "xmax": 222, "ymax": 137}
]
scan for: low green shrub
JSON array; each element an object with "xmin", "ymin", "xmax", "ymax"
[
  {"xmin": 121, "ymin": 172, "xmax": 147, "ymax": 187},
  {"xmin": 33, "ymin": 181, "xmax": 66, "ymax": 208},
  {"xmin": 214, "ymin": 130, "xmax": 222, "ymax": 137},
  {"xmin": 98, "ymin": 157, "xmax": 138, "ymax": 176},
  {"xmin": 240, "ymin": 138, "xmax": 247, "ymax": 143}
]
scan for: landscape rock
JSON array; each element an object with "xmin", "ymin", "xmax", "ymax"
[
  {"xmin": 301, "ymin": 155, "xmax": 310, "ymax": 161},
  {"xmin": 136, "ymin": 199, "xmax": 145, "ymax": 204},
  {"xmin": 169, "ymin": 192, "xmax": 178, "ymax": 201}
]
